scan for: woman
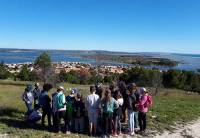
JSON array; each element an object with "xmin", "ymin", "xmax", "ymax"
[
  {"xmin": 101, "ymin": 88, "xmax": 119, "ymax": 137},
  {"xmin": 22, "ymin": 84, "xmax": 34, "ymax": 116}
]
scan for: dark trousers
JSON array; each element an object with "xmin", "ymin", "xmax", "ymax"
[
  {"xmin": 42, "ymin": 108, "xmax": 52, "ymax": 127},
  {"xmin": 52, "ymin": 112, "xmax": 57, "ymax": 131},
  {"xmin": 138, "ymin": 112, "xmax": 146, "ymax": 131},
  {"xmin": 34, "ymin": 98, "xmax": 38, "ymax": 109},
  {"xmin": 55, "ymin": 111, "xmax": 66, "ymax": 132},
  {"xmin": 65, "ymin": 113, "xmax": 73, "ymax": 132},
  {"xmin": 103, "ymin": 112, "xmax": 113, "ymax": 135},
  {"xmin": 122, "ymin": 102, "xmax": 127, "ymax": 122}
]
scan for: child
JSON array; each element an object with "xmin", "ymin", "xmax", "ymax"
[
  {"xmin": 74, "ymin": 93, "xmax": 85, "ymax": 133},
  {"xmin": 27, "ymin": 105, "xmax": 42, "ymax": 124},
  {"xmin": 32, "ymin": 83, "xmax": 41, "ymax": 108},
  {"xmin": 127, "ymin": 83, "xmax": 138, "ymax": 136},
  {"xmin": 101, "ymin": 88, "xmax": 119, "ymax": 137},
  {"xmin": 138, "ymin": 89, "xmax": 149, "ymax": 134},
  {"xmin": 113, "ymin": 90, "xmax": 124, "ymax": 136},
  {"xmin": 65, "ymin": 89, "xmax": 76, "ymax": 134},
  {"xmin": 86, "ymin": 86, "xmax": 100, "ymax": 136}
]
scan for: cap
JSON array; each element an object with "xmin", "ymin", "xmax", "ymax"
[{"xmin": 140, "ymin": 87, "xmax": 147, "ymax": 94}]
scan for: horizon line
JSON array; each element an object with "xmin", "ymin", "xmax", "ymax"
[{"xmin": 0, "ymin": 47, "xmax": 199, "ymax": 55}]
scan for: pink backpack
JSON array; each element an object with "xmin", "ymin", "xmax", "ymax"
[{"xmin": 145, "ymin": 95, "xmax": 153, "ymax": 108}]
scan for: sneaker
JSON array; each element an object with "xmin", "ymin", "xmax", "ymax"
[
  {"xmin": 130, "ymin": 131, "xmax": 135, "ymax": 136},
  {"xmin": 112, "ymin": 133, "xmax": 118, "ymax": 137},
  {"xmin": 118, "ymin": 132, "xmax": 122, "ymax": 136},
  {"xmin": 66, "ymin": 131, "xmax": 71, "ymax": 134}
]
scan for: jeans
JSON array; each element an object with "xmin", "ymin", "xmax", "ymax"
[
  {"xmin": 134, "ymin": 111, "xmax": 138, "ymax": 128},
  {"xmin": 138, "ymin": 112, "xmax": 146, "ymax": 131},
  {"xmin": 75, "ymin": 117, "xmax": 84, "ymax": 133},
  {"xmin": 128, "ymin": 110, "xmax": 135, "ymax": 133},
  {"xmin": 114, "ymin": 115, "xmax": 122, "ymax": 133}
]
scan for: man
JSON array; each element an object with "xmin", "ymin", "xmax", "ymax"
[
  {"xmin": 86, "ymin": 86, "xmax": 100, "ymax": 136},
  {"xmin": 39, "ymin": 83, "xmax": 53, "ymax": 129},
  {"xmin": 33, "ymin": 83, "xmax": 41, "ymax": 108}
]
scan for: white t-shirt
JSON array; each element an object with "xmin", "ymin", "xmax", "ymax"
[
  {"xmin": 86, "ymin": 93, "xmax": 100, "ymax": 113},
  {"xmin": 117, "ymin": 98, "xmax": 124, "ymax": 106}
]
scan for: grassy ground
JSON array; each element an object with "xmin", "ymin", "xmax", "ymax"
[{"xmin": 0, "ymin": 80, "xmax": 200, "ymax": 137}]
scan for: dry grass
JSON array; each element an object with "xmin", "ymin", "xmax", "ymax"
[{"xmin": 0, "ymin": 80, "xmax": 200, "ymax": 137}]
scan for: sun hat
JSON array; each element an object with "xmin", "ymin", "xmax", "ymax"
[{"xmin": 57, "ymin": 86, "xmax": 64, "ymax": 90}]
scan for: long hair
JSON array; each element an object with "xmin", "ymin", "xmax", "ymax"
[{"xmin": 104, "ymin": 87, "xmax": 112, "ymax": 103}]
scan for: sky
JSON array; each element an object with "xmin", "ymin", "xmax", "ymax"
[{"xmin": 0, "ymin": 0, "xmax": 200, "ymax": 54}]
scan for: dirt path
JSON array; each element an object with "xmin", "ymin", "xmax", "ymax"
[{"xmin": 154, "ymin": 118, "xmax": 200, "ymax": 138}]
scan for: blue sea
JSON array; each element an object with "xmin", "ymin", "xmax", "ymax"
[{"xmin": 0, "ymin": 49, "xmax": 200, "ymax": 71}]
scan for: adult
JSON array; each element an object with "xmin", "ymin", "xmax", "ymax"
[
  {"xmin": 32, "ymin": 83, "xmax": 41, "ymax": 108},
  {"xmin": 86, "ymin": 86, "xmax": 100, "ymax": 136},
  {"xmin": 39, "ymin": 83, "xmax": 53, "ymax": 128},
  {"xmin": 22, "ymin": 84, "xmax": 34, "ymax": 115},
  {"xmin": 55, "ymin": 86, "xmax": 66, "ymax": 133}
]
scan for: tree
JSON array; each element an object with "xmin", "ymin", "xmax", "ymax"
[
  {"xmin": 77, "ymin": 69, "xmax": 92, "ymax": 84},
  {"xmin": 17, "ymin": 65, "xmax": 30, "ymax": 81},
  {"xmin": 34, "ymin": 52, "xmax": 54, "ymax": 83},
  {"xmin": 150, "ymin": 70, "xmax": 163, "ymax": 95},
  {"xmin": 0, "ymin": 61, "xmax": 10, "ymax": 79}
]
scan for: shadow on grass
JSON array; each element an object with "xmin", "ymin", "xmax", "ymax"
[
  {"xmin": 0, "ymin": 107, "xmax": 48, "ymax": 131},
  {"xmin": 0, "ymin": 107, "xmax": 24, "ymax": 117},
  {"xmin": 0, "ymin": 118, "xmax": 47, "ymax": 131}
]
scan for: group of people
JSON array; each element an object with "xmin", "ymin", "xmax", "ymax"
[{"xmin": 22, "ymin": 81, "xmax": 152, "ymax": 137}]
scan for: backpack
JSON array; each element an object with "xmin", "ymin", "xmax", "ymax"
[
  {"xmin": 57, "ymin": 93, "xmax": 65, "ymax": 110},
  {"xmin": 145, "ymin": 95, "xmax": 153, "ymax": 108}
]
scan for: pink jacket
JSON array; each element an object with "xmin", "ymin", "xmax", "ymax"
[{"xmin": 138, "ymin": 95, "xmax": 148, "ymax": 113}]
